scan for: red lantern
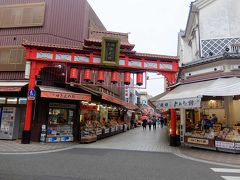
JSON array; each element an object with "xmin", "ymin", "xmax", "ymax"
[
  {"xmin": 136, "ymin": 72, "xmax": 143, "ymax": 86},
  {"xmin": 97, "ymin": 70, "xmax": 105, "ymax": 83},
  {"xmin": 111, "ymin": 71, "xmax": 118, "ymax": 84},
  {"xmin": 124, "ymin": 72, "xmax": 131, "ymax": 85},
  {"xmin": 70, "ymin": 68, "xmax": 78, "ymax": 79},
  {"xmin": 83, "ymin": 69, "xmax": 92, "ymax": 81}
]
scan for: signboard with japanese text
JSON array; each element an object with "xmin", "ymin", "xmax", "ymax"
[
  {"xmin": 41, "ymin": 91, "xmax": 91, "ymax": 101},
  {"xmin": 101, "ymin": 38, "xmax": 120, "ymax": 66},
  {"xmin": 157, "ymin": 98, "xmax": 201, "ymax": 109}
]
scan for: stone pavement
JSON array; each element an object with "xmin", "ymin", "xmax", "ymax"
[
  {"xmin": 0, "ymin": 140, "xmax": 75, "ymax": 154},
  {"xmin": 0, "ymin": 127, "xmax": 240, "ymax": 166}
]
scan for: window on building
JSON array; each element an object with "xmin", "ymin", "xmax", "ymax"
[
  {"xmin": 18, "ymin": 97, "xmax": 27, "ymax": 105},
  {"xmin": 48, "ymin": 108, "xmax": 74, "ymax": 125},
  {"xmin": 0, "ymin": 47, "xmax": 24, "ymax": 64},
  {"xmin": 6, "ymin": 97, "xmax": 18, "ymax": 104},
  {"xmin": 0, "ymin": 97, "xmax": 6, "ymax": 104},
  {"xmin": 0, "ymin": 2, "xmax": 45, "ymax": 28}
]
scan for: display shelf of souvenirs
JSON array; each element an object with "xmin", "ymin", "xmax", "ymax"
[
  {"xmin": 46, "ymin": 124, "xmax": 73, "ymax": 143},
  {"xmin": 184, "ymin": 129, "xmax": 217, "ymax": 150},
  {"xmin": 215, "ymin": 128, "xmax": 240, "ymax": 153},
  {"xmin": 80, "ymin": 127, "xmax": 97, "ymax": 144}
]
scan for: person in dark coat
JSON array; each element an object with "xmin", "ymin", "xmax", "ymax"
[
  {"xmin": 152, "ymin": 116, "xmax": 157, "ymax": 130},
  {"xmin": 148, "ymin": 120, "xmax": 152, "ymax": 130},
  {"xmin": 160, "ymin": 116, "xmax": 164, "ymax": 128},
  {"xmin": 142, "ymin": 119, "xmax": 147, "ymax": 130}
]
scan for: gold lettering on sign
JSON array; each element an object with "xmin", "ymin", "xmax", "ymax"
[
  {"xmin": 41, "ymin": 92, "xmax": 91, "ymax": 101},
  {"xmin": 187, "ymin": 138, "xmax": 209, "ymax": 145}
]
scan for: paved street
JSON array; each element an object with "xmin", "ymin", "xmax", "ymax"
[
  {"xmin": 1, "ymin": 127, "xmax": 240, "ymax": 166},
  {"xmin": 0, "ymin": 148, "xmax": 233, "ymax": 180},
  {"xmin": 1, "ymin": 127, "xmax": 240, "ymax": 179},
  {"xmin": 78, "ymin": 126, "xmax": 180, "ymax": 154}
]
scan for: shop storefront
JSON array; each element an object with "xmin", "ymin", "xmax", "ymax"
[
  {"xmin": 79, "ymin": 100, "xmax": 131, "ymax": 143},
  {"xmin": 157, "ymin": 77, "xmax": 240, "ymax": 153},
  {"xmin": 46, "ymin": 103, "xmax": 75, "ymax": 143},
  {"xmin": 0, "ymin": 82, "xmax": 28, "ymax": 140},
  {"xmin": 32, "ymin": 86, "xmax": 91, "ymax": 143}
]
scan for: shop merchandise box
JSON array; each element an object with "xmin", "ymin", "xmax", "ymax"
[
  {"xmin": 60, "ymin": 135, "xmax": 73, "ymax": 142},
  {"xmin": 46, "ymin": 136, "xmax": 61, "ymax": 143}
]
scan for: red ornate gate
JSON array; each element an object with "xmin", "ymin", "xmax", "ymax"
[{"xmin": 21, "ymin": 36, "xmax": 179, "ymax": 144}]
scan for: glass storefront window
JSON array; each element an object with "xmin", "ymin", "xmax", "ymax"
[
  {"xmin": 0, "ymin": 97, "xmax": 6, "ymax": 104},
  {"xmin": 6, "ymin": 97, "xmax": 17, "ymax": 104},
  {"xmin": 48, "ymin": 108, "xmax": 73, "ymax": 125},
  {"xmin": 18, "ymin": 98, "xmax": 27, "ymax": 104}
]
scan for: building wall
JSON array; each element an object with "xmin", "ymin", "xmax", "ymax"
[
  {"xmin": 179, "ymin": 0, "xmax": 240, "ymax": 63},
  {"xmin": 199, "ymin": 0, "xmax": 240, "ymax": 40},
  {"xmin": 0, "ymin": 0, "xmax": 106, "ymax": 71},
  {"xmin": 0, "ymin": 0, "xmax": 105, "ymax": 45}
]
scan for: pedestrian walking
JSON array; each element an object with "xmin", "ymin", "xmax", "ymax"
[
  {"xmin": 148, "ymin": 119, "xmax": 152, "ymax": 130},
  {"xmin": 160, "ymin": 116, "xmax": 164, "ymax": 128},
  {"xmin": 142, "ymin": 119, "xmax": 147, "ymax": 130},
  {"xmin": 152, "ymin": 116, "xmax": 157, "ymax": 130}
]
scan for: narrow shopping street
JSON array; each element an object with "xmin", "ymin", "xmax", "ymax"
[{"xmin": 78, "ymin": 126, "xmax": 180, "ymax": 153}]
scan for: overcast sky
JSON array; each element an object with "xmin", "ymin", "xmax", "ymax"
[{"xmin": 87, "ymin": 0, "xmax": 193, "ymax": 96}]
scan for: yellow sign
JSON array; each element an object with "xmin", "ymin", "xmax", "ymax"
[{"xmin": 187, "ymin": 138, "xmax": 209, "ymax": 145}]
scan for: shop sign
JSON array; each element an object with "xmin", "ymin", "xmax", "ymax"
[
  {"xmin": 104, "ymin": 128, "xmax": 109, "ymax": 134},
  {"xmin": 235, "ymin": 143, "xmax": 240, "ymax": 150},
  {"xmin": 0, "ymin": 87, "xmax": 22, "ymax": 92},
  {"xmin": 215, "ymin": 141, "xmax": 235, "ymax": 150},
  {"xmin": 49, "ymin": 103, "xmax": 76, "ymax": 109},
  {"xmin": 41, "ymin": 91, "xmax": 91, "ymax": 101},
  {"xmin": 101, "ymin": 38, "xmax": 120, "ymax": 66},
  {"xmin": 187, "ymin": 137, "xmax": 209, "ymax": 145},
  {"xmin": 157, "ymin": 98, "xmax": 201, "ymax": 109},
  {"xmin": 81, "ymin": 104, "xmax": 98, "ymax": 111},
  {"xmin": 96, "ymin": 130, "xmax": 102, "ymax": 135}
]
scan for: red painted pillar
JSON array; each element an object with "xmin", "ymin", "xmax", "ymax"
[
  {"xmin": 170, "ymin": 109, "xmax": 177, "ymax": 146},
  {"xmin": 170, "ymin": 109, "xmax": 176, "ymax": 135},
  {"xmin": 21, "ymin": 61, "xmax": 37, "ymax": 144}
]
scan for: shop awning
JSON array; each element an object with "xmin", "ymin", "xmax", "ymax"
[
  {"xmin": 102, "ymin": 93, "xmax": 138, "ymax": 110},
  {"xmin": 157, "ymin": 77, "xmax": 240, "ymax": 109},
  {"xmin": 0, "ymin": 81, "xmax": 28, "ymax": 92},
  {"xmin": 39, "ymin": 86, "xmax": 91, "ymax": 101}
]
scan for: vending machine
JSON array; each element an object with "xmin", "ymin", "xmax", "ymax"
[
  {"xmin": 0, "ymin": 107, "xmax": 20, "ymax": 140},
  {"xmin": 0, "ymin": 107, "xmax": 2, "ymax": 129}
]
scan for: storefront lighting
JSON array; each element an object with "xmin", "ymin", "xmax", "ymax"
[
  {"xmin": 82, "ymin": 101, "xmax": 89, "ymax": 104},
  {"xmin": 169, "ymin": 128, "xmax": 172, "ymax": 134}
]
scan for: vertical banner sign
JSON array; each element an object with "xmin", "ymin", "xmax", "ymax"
[{"xmin": 101, "ymin": 37, "xmax": 120, "ymax": 66}]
